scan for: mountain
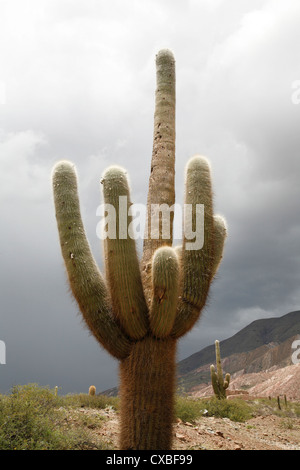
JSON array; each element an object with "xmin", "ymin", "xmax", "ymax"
[
  {"xmin": 189, "ymin": 361, "xmax": 300, "ymax": 401},
  {"xmin": 100, "ymin": 311, "xmax": 300, "ymax": 397},
  {"xmin": 178, "ymin": 310, "xmax": 300, "ymax": 394}
]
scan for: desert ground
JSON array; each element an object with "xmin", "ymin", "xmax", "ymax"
[{"xmin": 69, "ymin": 403, "xmax": 300, "ymax": 450}]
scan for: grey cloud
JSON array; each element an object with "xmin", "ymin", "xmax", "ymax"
[{"xmin": 0, "ymin": 0, "xmax": 299, "ymax": 393}]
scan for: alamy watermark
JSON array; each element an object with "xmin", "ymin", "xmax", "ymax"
[
  {"xmin": 291, "ymin": 338, "xmax": 300, "ymax": 365},
  {"xmin": 96, "ymin": 197, "xmax": 204, "ymax": 250},
  {"xmin": 0, "ymin": 81, "xmax": 6, "ymax": 105},
  {"xmin": 0, "ymin": 340, "xmax": 6, "ymax": 365},
  {"xmin": 291, "ymin": 80, "xmax": 300, "ymax": 104}
]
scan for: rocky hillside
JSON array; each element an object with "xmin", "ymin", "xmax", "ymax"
[
  {"xmin": 190, "ymin": 362, "xmax": 300, "ymax": 400},
  {"xmin": 101, "ymin": 311, "xmax": 300, "ymax": 398},
  {"xmin": 178, "ymin": 311, "xmax": 300, "ymax": 396}
]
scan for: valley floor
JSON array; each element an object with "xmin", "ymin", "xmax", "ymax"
[{"xmin": 80, "ymin": 406, "xmax": 300, "ymax": 450}]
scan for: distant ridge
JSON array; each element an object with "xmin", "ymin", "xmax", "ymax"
[
  {"xmin": 100, "ymin": 311, "xmax": 300, "ymax": 397},
  {"xmin": 178, "ymin": 311, "xmax": 300, "ymax": 375}
]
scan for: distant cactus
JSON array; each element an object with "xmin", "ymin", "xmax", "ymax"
[
  {"xmin": 54, "ymin": 386, "xmax": 58, "ymax": 397},
  {"xmin": 89, "ymin": 385, "xmax": 96, "ymax": 396},
  {"xmin": 210, "ymin": 340, "xmax": 230, "ymax": 399},
  {"xmin": 52, "ymin": 49, "xmax": 227, "ymax": 449},
  {"xmin": 277, "ymin": 396, "xmax": 281, "ymax": 410}
]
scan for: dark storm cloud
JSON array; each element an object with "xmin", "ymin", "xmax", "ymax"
[{"xmin": 1, "ymin": 0, "xmax": 300, "ymax": 393}]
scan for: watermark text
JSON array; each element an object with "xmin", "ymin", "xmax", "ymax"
[
  {"xmin": 96, "ymin": 198, "xmax": 204, "ymax": 250},
  {"xmin": 0, "ymin": 81, "xmax": 6, "ymax": 105},
  {"xmin": 0, "ymin": 340, "xmax": 6, "ymax": 365},
  {"xmin": 291, "ymin": 339, "xmax": 300, "ymax": 365},
  {"xmin": 291, "ymin": 80, "xmax": 300, "ymax": 104}
]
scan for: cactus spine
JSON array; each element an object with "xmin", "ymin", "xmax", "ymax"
[
  {"xmin": 210, "ymin": 340, "xmax": 230, "ymax": 399},
  {"xmin": 52, "ymin": 49, "xmax": 227, "ymax": 449}
]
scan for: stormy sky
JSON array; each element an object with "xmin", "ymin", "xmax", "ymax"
[{"xmin": 1, "ymin": 0, "xmax": 300, "ymax": 394}]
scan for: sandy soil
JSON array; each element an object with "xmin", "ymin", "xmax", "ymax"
[{"xmin": 75, "ymin": 406, "xmax": 300, "ymax": 450}]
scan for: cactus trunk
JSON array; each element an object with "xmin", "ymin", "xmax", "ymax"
[{"xmin": 119, "ymin": 337, "xmax": 176, "ymax": 450}]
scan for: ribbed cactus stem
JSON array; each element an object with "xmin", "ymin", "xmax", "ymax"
[
  {"xmin": 224, "ymin": 373, "xmax": 230, "ymax": 389},
  {"xmin": 215, "ymin": 340, "xmax": 224, "ymax": 386},
  {"xmin": 210, "ymin": 340, "xmax": 230, "ymax": 399},
  {"xmin": 101, "ymin": 166, "xmax": 149, "ymax": 339},
  {"xmin": 171, "ymin": 156, "xmax": 214, "ymax": 338},
  {"xmin": 210, "ymin": 364, "xmax": 220, "ymax": 397},
  {"xmin": 52, "ymin": 161, "xmax": 132, "ymax": 360},
  {"xmin": 142, "ymin": 49, "xmax": 176, "ymax": 304},
  {"xmin": 52, "ymin": 49, "xmax": 227, "ymax": 450},
  {"xmin": 119, "ymin": 336, "xmax": 176, "ymax": 450},
  {"xmin": 211, "ymin": 215, "xmax": 227, "ymax": 280},
  {"xmin": 149, "ymin": 246, "xmax": 180, "ymax": 338}
]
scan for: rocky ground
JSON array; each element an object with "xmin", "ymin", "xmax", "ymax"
[
  {"xmin": 73, "ymin": 405, "xmax": 300, "ymax": 450},
  {"xmin": 75, "ymin": 363, "xmax": 300, "ymax": 450}
]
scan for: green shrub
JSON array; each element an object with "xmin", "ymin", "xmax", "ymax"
[
  {"xmin": 252, "ymin": 397, "xmax": 300, "ymax": 419},
  {"xmin": 199, "ymin": 397, "xmax": 253, "ymax": 422},
  {"xmin": 62, "ymin": 393, "xmax": 119, "ymax": 411},
  {"xmin": 175, "ymin": 396, "xmax": 203, "ymax": 422},
  {"xmin": 292, "ymin": 402, "xmax": 300, "ymax": 417},
  {"xmin": 0, "ymin": 384, "xmax": 110, "ymax": 450},
  {"xmin": 175, "ymin": 395, "xmax": 252, "ymax": 423}
]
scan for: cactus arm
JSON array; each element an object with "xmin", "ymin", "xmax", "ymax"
[
  {"xmin": 224, "ymin": 373, "xmax": 230, "ymax": 389},
  {"xmin": 142, "ymin": 49, "xmax": 176, "ymax": 304},
  {"xmin": 149, "ymin": 247, "xmax": 180, "ymax": 338},
  {"xmin": 101, "ymin": 166, "xmax": 149, "ymax": 339},
  {"xmin": 52, "ymin": 161, "xmax": 132, "ymax": 360},
  {"xmin": 211, "ymin": 215, "xmax": 227, "ymax": 280},
  {"xmin": 171, "ymin": 156, "xmax": 215, "ymax": 338}
]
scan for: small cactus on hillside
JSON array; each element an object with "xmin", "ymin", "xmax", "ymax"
[
  {"xmin": 52, "ymin": 49, "xmax": 227, "ymax": 449},
  {"xmin": 89, "ymin": 385, "xmax": 96, "ymax": 396},
  {"xmin": 210, "ymin": 340, "xmax": 230, "ymax": 399}
]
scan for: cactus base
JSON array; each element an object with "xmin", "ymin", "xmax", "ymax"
[{"xmin": 119, "ymin": 336, "xmax": 176, "ymax": 450}]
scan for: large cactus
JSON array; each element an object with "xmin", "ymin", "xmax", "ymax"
[
  {"xmin": 52, "ymin": 49, "xmax": 227, "ymax": 450},
  {"xmin": 210, "ymin": 340, "xmax": 230, "ymax": 399}
]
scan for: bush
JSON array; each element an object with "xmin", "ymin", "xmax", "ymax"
[
  {"xmin": 251, "ymin": 397, "xmax": 300, "ymax": 418},
  {"xmin": 0, "ymin": 384, "xmax": 110, "ymax": 450},
  {"xmin": 175, "ymin": 395, "xmax": 252, "ymax": 423},
  {"xmin": 62, "ymin": 393, "xmax": 119, "ymax": 411},
  {"xmin": 175, "ymin": 396, "xmax": 203, "ymax": 422},
  {"xmin": 201, "ymin": 397, "xmax": 253, "ymax": 422}
]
